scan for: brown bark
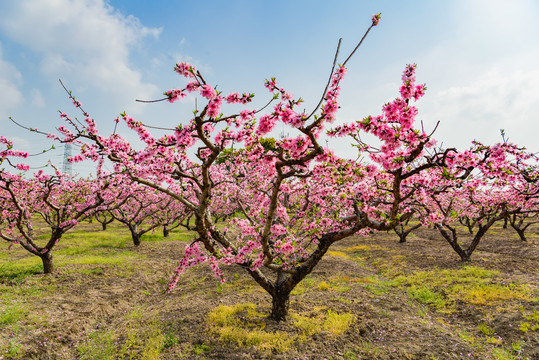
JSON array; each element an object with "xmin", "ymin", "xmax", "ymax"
[{"xmin": 40, "ymin": 251, "xmax": 54, "ymax": 274}]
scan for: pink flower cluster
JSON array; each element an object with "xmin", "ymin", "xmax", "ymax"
[
  {"xmin": 0, "ymin": 136, "xmax": 28, "ymax": 161},
  {"xmin": 164, "ymin": 88, "xmax": 186, "ymax": 103},
  {"xmin": 123, "ymin": 115, "xmax": 155, "ymax": 145},
  {"xmin": 200, "ymin": 84, "xmax": 217, "ymax": 100},
  {"xmin": 399, "ymin": 64, "xmax": 426, "ymax": 101},
  {"xmin": 321, "ymin": 65, "xmax": 347, "ymax": 123},
  {"xmin": 257, "ymin": 114, "xmax": 277, "ymax": 135},
  {"xmin": 174, "ymin": 62, "xmax": 196, "ymax": 78},
  {"xmin": 207, "ymin": 96, "xmax": 222, "ymax": 118},
  {"xmin": 264, "ymin": 77, "xmax": 277, "ymax": 92},
  {"xmin": 168, "ymin": 242, "xmax": 211, "ymax": 291},
  {"xmin": 225, "ymin": 92, "xmax": 254, "ymax": 104}
]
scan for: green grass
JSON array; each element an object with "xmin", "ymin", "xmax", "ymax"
[
  {"xmin": 0, "ymin": 302, "xmax": 27, "ymax": 326},
  {"xmin": 76, "ymin": 307, "xmax": 165, "ymax": 360},
  {"xmin": 0, "ymin": 220, "xmax": 195, "ymax": 280},
  {"xmin": 477, "ymin": 322, "xmax": 495, "ymax": 336},
  {"xmin": 207, "ymin": 303, "xmax": 296, "ymax": 352},
  {"xmin": 406, "ymin": 286, "xmax": 447, "ymax": 309},
  {"xmin": 519, "ymin": 310, "xmax": 539, "ymax": 332},
  {"xmin": 292, "ymin": 309, "xmax": 355, "ymax": 337},
  {"xmin": 0, "ymin": 337, "xmax": 24, "ymax": 359},
  {"xmin": 383, "ymin": 265, "xmax": 537, "ymax": 312},
  {"xmin": 207, "ymin": 303, "xmax": 355, "ymax": 352},
  {"xmin": 0, "ymin": 261, "xmax": 42, "ymax": 283},
  {"xmin": 290, "ymin": 275, "xmax": 357, "ymax": 296}
]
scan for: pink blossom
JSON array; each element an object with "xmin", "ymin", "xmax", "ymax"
[
  {"xmin": 372, "ymin": 13, "xmax": 381, "ymax": 26},
  {"xmin": 174, "ymin": 62, "xmax": 196, "ymax": 78},
  {"xmin": 257, "ymin": 114, "xmax": 276, "ymax": 135},
  {"xmin": 200, "ymin": 85, "xmax": 217, "ymax": 100}
]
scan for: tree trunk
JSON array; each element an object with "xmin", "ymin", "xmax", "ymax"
[
  {"xmin": 270, "ymin": 291, "xmax": 290, "ymax": 321},
  {"xmin": 40, "ymin": 251, "xmax": 54, "ymax": 274},
  {"xmin": 102, "ymin": 222, "xmax": 107, "ymax": 231},
  {"xmin": 515, "ymin": 229, "xmax": 527, "ymax": 242},
  {"xmin": 163, "ymin": 226, "xmax": 170, "ymax": 238},
  {"xmin": 130, "ymin": 225, "xmax": 141, "ymax": 246},
  {"xmin": 395, "ymin": 223, "xmax": 420, "ymax": 243},
  {"xmin": 394, "ymin": 226, "xmax": 407, "ymax": 243},
  {"xmin": 511, "ymin": 226, "xmax": 527, "ymax": 242},
  {"xmin": 459, "ymin": 252, "xmax": 471, "ymax": 262},
  {"xmin": 436, "ymin": 225, "xmax": 469, "ymax": 261},
  {"xmin": 270, "ymin": 271, "xmax": 293, "ymax": 321},
  {"xmin": 509, "ymin": 221, "xmax": 529, "ymax": 242}
]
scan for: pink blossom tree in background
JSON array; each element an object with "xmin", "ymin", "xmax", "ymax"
[
  {"xmin": 94, "ymin": 208, "xmax": 115, "ymax": 231},
  {"xmin": 0, "ymin": 169, "xmax": 113, "ymax": 273},
  {"xmin": 107, "ymin": 178, "xmax": 182, "ymax": 246},
  {"xmin": 393, "ymin": 217, "xmax": 422, "ymax": 243},
  {"xmin": 156, "ymin": 196, "xmax": 190, "ymax": 238},
  {"xmin": 504, "ymin": 160, "xmax": 539, "ymax": 242},
  {"xmin": 417, "ymin": 141, "xmax": 531, "ymax": 261}
]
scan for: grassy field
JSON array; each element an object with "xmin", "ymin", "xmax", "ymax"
[{"xmin": 0, "ymin": 220, "xmax": 537, "ymax": 359}]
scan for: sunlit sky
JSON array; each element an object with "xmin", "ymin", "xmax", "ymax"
[{"xmin": 1, "ymin": 0, "xmax": 538, "ymax": 175}]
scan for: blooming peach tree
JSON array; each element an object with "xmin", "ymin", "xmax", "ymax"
[
  {"xmin": 0, "ymin": 169, "xmax": 113, "ymax": 273},
  {"xmin": 416, "ymin": 141, "xmax": 531, "ymax": 261},
  {"xmin": 48, "ymin": 13, "xmax": 483, "ymax": 320},
  {"xmin": 106, "ymin": 177, "xmax": 186, "ymax": 246}
]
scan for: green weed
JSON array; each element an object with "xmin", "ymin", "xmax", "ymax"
[
  {"xmin": 76, "ymin": 307, "xmax": 164, "ymax": 360},
  {"xmin": 161, "ymin": 333, "xmax": 179, "ymax": 350},
  {"xmin": 449, "ymin": 283, "xmax": 534, "ymax": 305},
  {"xmin": 326, "ymin": 250, "xmax": 351, "ymax": 259},
  {"xmin": 76, "ymin": 328, "xmax": 117, "ymax": 360},
  {"xmin": 406, "ymin": 286, "xmax": 447, "ymax": 309},
  {"xmin": 490, "ymin": 347, "xmax": 521, "ymax": 360},
  {"xmin": 0, "ymin": 337, "xmax": 24, "ymax": 358},
  {"xmin": 192, "ymin": 343, "xmax": 210, "ymax": 355},
  {"xmin": 519, "ymin": 310, "xmax": 539, "ymax": 332},
  {"xmin": 355, "ymin": 341, "xmax": 382, "ymax": 357},
  {"xmin": 0, "ymin": 303, "xmax": 27, "ymax": 325},
  {"xmin": 119, "ymin": 309, "xmax": 163, "ymax": 360},
  {"xmin": 207, "ymin": 303, "xmax": 295, "ymax": 352},
  {"xmin": 458, "ymin": 329, "xmax": 479, "ymax": 347},
  {"xmin": 364, "ymin": 283, "xmax": 389, "ymax": 295},
  {"xmin": 317, "ymin": 281, "xmax": 331, "ymax": 291},
  {"xmin": 291, "ymin": 309, "xmax": 355, "ymax": 337},
  {"xmin": 387, "ymin": 265, "xmax": 536, "ymax": 312},
  {"xmin": 477, "ymin": 322, "xmax": 495, "ymax": 336}
]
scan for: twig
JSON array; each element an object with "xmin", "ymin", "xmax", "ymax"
[
  {"xmin": 306, "ymin": 38, "xmax": 342, "ymax": 120},
  {"xmin": 342, "ymin": 25, "xmax": 374, "ymax": 67}
]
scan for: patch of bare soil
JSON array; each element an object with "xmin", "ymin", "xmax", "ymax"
[{"xmin": 2, "ymin": 224, "xmax": 538, "ymax": 359}]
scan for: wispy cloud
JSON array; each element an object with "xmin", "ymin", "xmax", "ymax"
[
  {"xmin": 0, "ymin": 43, "xmax": 23, "ymax": 118},
  {"xmin": 416, "ymin": 0, "xmax": 539, "ymax": 150},
  {"xmin": 0, "ymin": 0, "xmax": 163, "ymax": 113}
]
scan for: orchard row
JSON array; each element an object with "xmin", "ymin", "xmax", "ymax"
[{"xmin": 1, "ymin": 14, "xmax": 537, "ymax": 320}]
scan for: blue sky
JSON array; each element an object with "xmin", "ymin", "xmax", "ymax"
[{"xmin": 1, "ymin": 0, "xmax": 538, "ymax": 175}]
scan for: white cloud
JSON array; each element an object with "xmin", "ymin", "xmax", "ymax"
[
  {"xmin": 0, "ymin": 43, "xmax": 23, "ymax": 117},
  {"xmin": 30, "ymin": 89, "xmax": 46, "ymax": 107},
  {"xmin": 421, "ymin": 64, "xmax": 539, "ymax": 151},
  {"xmin": 413, "ymin": 1, "xmax": 539, "ymax": 151},
  {"xmin": 0, "ymin": 0, "xmax": 162, "ymax": 113}
]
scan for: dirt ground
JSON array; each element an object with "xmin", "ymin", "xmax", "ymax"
[{"xmin": 1, "ymin": 222, "xmax": 538, "ymax": 359}]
